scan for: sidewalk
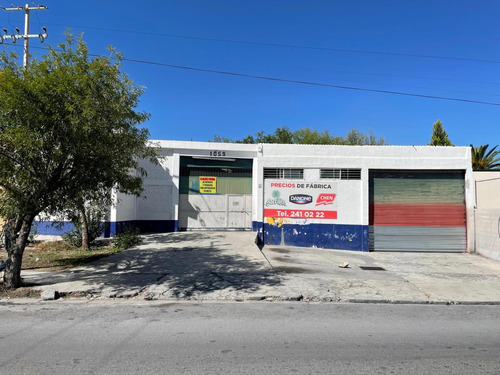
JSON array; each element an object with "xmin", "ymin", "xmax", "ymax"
[
  {"xmin": 263, "ymin": 245, "xmax": 500, "ymax": 304},
  {"xmin": 11, "ymin": 231, "xmax": 500, "ymax": 304}
]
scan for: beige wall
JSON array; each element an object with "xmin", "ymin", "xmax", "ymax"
[
  {"xmin": 473, "ymin": 171, "xmax": 500, "ymax": 260},
  {"xmin": 474, "ymin": 171, "xmax": 500, "ymax": 209},
  {"xmin": 475, "ymin": 208, "xmax": 500, "ymax": 261}
]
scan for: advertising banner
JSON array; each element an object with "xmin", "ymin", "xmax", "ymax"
[
  {"xmin": 264, "ymin": 180, "xmax": 338, "ymax": 224},
  {"xmin": 199, "ymin": 176, "xmax": 217, "ymax": 194}
]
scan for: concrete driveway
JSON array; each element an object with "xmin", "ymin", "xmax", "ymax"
[
  {"xmin": 23, "ymin": 231, "xmax": 280, "ymax": 300},
  {"xmin": 18, "ymin": 231, "xmax": 500, "ymax": 303}
]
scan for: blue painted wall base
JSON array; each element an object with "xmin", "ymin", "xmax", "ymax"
[
  {"xmin": 34, "ymin": 220, "xmax": 366, "ymax": 251},
  {"xmin": 34, "ymin": 221, "xmax": 74, "ymax": 236},
  {"xmin": 35, "ymin": 220, "xmax": 178, "ymax": 237},
  {"xmin": 252, "ymin": 221, "xmax": 261, "ymax": 231},
  {"xmin": 262, "ymin": 223, "xmax": 369, "ymax": 252},
  {"xmin": 104, "ymin": 220, "xmax": 178, "ymax": 237}
]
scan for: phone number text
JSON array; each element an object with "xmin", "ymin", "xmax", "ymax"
[{"xmin": 264, "ymin": 209, "xmax": 337, "ymax": 219}]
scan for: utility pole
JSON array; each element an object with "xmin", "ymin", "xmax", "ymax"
[{"xmin": 0, "ymin": 3, "xmax": 48, "ymax": 67}]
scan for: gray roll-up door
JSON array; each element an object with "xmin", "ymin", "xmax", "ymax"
[{"xmin": 369, "ymin": 171, "xmax": 466, "ymax": 252}]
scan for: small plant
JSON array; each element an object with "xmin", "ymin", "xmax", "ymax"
[
  {"xmin": 62, "ymin": 227, "xmax": 84, "ymax": 248},
  {"xmin": 61, "ymin": 207, "xmax": 106, "ymax": 248},
  {"xmin": 113, "ymin": 226, "xmax": 142, "ymax": 250}
]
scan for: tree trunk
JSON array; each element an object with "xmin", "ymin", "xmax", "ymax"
[
  {"xmin": 3, "ymin": 214, "xmax": 34, "ymax": 289},
  {"xmin": 80, "ymin": 208, "xmax": 90, "ymax": 251}
]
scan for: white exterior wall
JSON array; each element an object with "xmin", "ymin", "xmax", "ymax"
[
  {"xmin": 114, "ymin": 142, "xmax": 473, "ymax": 250},
  {"xmin": 111, "ymin": 190, "xmax": 135, "ymax": 222},
  {"xmin": 259, "ymin": 144, "xmax": 470, "ymax": 170},
  {"xmin": 256, "ymin": 144, "xmax": 473, "ymax": 251},
  {"xmin": 139, "ymin": 141, "xmax": 257, "ymax": 224},
  {"xmin": 135, "ymin": 149, "xmax": 175, "ymax": 221}
]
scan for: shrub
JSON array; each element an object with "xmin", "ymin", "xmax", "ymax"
[
  {"xmin": 113, "ymin": 226, "xmax": 142, "ymax": 250},
  {"xmin": 62, "ymin": 208, "xmax": 105, "ymax": 248},
  {"xmin": 62, "ymin": 227, "xmax": 83, "ymax": 248}
]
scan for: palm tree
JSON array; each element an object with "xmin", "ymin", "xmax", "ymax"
[{"xmin": 470, "ymin": 144, "xmax": 500, "ymax": 170}]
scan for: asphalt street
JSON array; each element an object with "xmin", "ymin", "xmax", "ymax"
[{"xmin": 0, "ymin": 301, "xmax": 499, "ymax": 374}]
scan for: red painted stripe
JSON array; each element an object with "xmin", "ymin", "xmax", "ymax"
[{"xmin": 370, "ymin": 204, "xmax": 465, "ymax": 227}]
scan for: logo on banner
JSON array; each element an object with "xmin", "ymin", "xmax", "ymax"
[
  {"xmin": 315, "ymin": 193, "xmax": 336, "ymax": 206},
  {"xmin": 265, "ymin": 190, "xmax": 287, "ymax": 207},
  {"xmin": 289, "ymin": 194, "xmax": 313, "ymax": 205}
]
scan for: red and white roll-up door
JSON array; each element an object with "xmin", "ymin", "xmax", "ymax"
[{"xmin": 369, "ymin": 171, "xmax": 466, "ymax": 252}]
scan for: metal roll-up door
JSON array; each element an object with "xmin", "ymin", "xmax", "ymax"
[
  {"xmin": 178, "ymin": 157, "xmax": 253, "ymax": 230},
  {"xmin": 369, "ymin": 171, "xmax": 466, "ymax": 252}
]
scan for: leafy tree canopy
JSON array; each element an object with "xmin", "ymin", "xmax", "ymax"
[
  {"xmin": 429, "ymin": 120, "xmax": 453, "ymax": 146},
  {"xmin": 0, "ymin": 33, "xmax": 156, "ymax": 288},
  {"xmin": 470, "ymin": 144, "xmax": 500, "ymax": 170},
  {"xmin": 213, "ymin": 126, "xmax": 387, "ymax": 145}
]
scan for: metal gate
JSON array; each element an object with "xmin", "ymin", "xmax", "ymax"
[
  {"xmin": 178, "ymin": 156, "xmax": 253, "ymax": 230},
  {"xmin": 179, "ymin": 194, "xmax": 252, "ymax": 230},
  {"xmin": 369, "ymin": 171, "xmax": 466, "ymax": 252}
]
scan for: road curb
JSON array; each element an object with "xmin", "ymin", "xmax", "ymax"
[
  {"xmin": 3, "ymin": 293, "xmax": 500, "ymax": 305},
  {"xmin": 335, "ymin": 298, "xmax": 500, "ymax": 305}
]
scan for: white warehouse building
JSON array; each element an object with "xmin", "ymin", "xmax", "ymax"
[{"xmin": 105, "ymin": 141, "xmax": 474, "ymax": 253}]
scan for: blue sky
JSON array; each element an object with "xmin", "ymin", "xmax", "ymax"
[{"xmin": 1, "ymin": 1, "xmax": 499, "ymax": 146}]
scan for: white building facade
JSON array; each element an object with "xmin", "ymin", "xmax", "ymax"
[{"xmin": 105, "ymin": 141, "xmax": 475, "ymax": 253}]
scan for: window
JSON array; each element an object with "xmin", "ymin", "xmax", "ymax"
[
  {"xmin": 320, "ymin": 169, "xmax": 361, "ymax": 180},
  {"xmin": 264, "ymin": 168, "xmax": 304, "ymax": 179}
]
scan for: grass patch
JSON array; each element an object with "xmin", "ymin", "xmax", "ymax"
[{"xmin": 0, "ymin": 240, "xmax": 124, "ymax": 271}]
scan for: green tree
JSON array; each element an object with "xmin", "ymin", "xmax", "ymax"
[
  {"xmin": 213, "ymin": 126, "xmax": 386, "ymax": 145},
  {"xmin": 344, "ymin": 128, "xmax": 386, "ymax": 145},
  {"xmin": 470, "ymin": 144, "xmax": 500, "ymax": 170},
  {"xmin": 429, "ymin": 120, "xmax": 453, "ymax": 146},
  {"xmin": 291, "ymin": 127, "xmax": 340, "ymax": 144},
  {"xmin": 0, "ymin": 34, "xmax": 156, "ymax": 288}
]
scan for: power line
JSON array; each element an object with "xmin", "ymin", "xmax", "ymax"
[
  {"xmin": 46, "ymin": 22, "xmax": 500, "ymax": 65},
  {"xmin": 323, "ymin": 67, "xmax": 500, "ymax": 87},
  {"xmin": 3, "ymin": 43, "xmax": 500, "ymax": 107},
  {"xmin": 42, "ymin": 22, "xmax": 500, "ymax": 90},
  {"xmin": 40, "ymin": 22, "xmax": 500, "ymax": 86},
  {"xmin": 281, "ymin": 66, "xmax": 500, "ymax": 97},
  {"xmin": 121, "ymin": 57, "xmax": 500, "ymax": 106}
]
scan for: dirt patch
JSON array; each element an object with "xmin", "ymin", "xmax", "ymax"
[
  {"xmin": 0, "ymin": 241, "xmax": 123, "ymax": 271},
  {"xmin": 0, "ymin": 285, "xmax": 41, "ymax": 299}
]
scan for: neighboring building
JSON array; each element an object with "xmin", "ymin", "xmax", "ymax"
[
  {"xmin": 474, "ymin": 171, "xmax": 500, "ymax": 209},
  {"xmin": 100, "ymin": 141, "xmax": 474, "ymax": 253},
  {"xmin": 473, "ymin": 171, "xmax": 500, "ymax": 261}
]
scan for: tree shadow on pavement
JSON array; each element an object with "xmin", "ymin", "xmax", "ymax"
[{"xmin": 26, "ymin": 232, "xmax": 280, "ymax": 298}]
